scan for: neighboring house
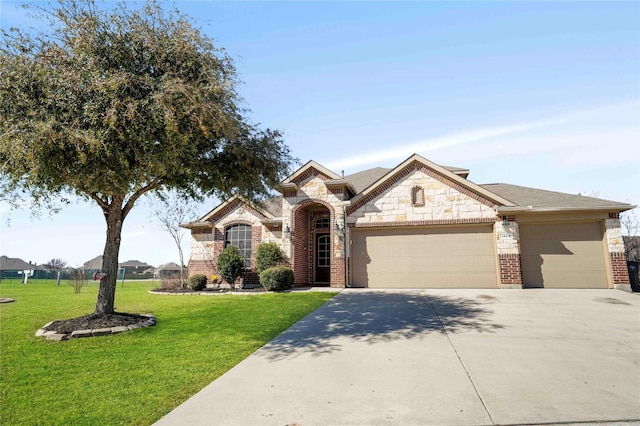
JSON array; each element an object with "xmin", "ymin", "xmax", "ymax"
[
  {"xmin": 119, "ymin": 260, "xmax": 154, "ymax": 279},
  {"xmin": 0, "ymin": 255, "xmax": 35, "ymax": 280},
  {"xmin": 155, "ymin": 262, "xmax": 186, "ymax": 278},
  {"xmin": 83, "ymin": 255, "xmax": 103, "ymax": 271},
  {"xmin": 182, "ymin": 154, "xmax": 634, "ymax": 291},
  {"xmin": 83, "ymin": 256, "xmax": 154, "ymax": 279}
]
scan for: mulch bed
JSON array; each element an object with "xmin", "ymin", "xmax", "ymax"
[
  {"xmin": 43, "ymin": 313, "xmax": 149, "ymax": 334},
  {"xmin": 151, "ymin": 287, "xmax": 265, "ymax": 294}
]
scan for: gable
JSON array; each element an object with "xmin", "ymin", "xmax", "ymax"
[
  {"xmin": 347, "ymin": 166, "xmax": 498, "ymax": 225},
  {"xmin": 347, "ymin": 156, "xmax": 508, "ymax": 216}
]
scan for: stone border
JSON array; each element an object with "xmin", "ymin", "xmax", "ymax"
[
  {"xmin": 0, "ymin": 298, "xmax": 15, "ymax": 303},
  {"xmin": 148, "ymin": 289, "xmax": 265, "ymax": 296},
  {"xmin": 35, "ymin": 314, "xmax": 157, "ymax": 341}
]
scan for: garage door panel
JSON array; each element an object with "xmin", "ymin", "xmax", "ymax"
[
  {"xmin": 520, "ymin": 222, "xmax": 607, "ymax": 289},
  {"xmin": 351, "ymin": 225, "xmax": 497, "ymax": 288}
]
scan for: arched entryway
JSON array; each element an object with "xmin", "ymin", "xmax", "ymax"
[{"xmin": 291, "ymin": 200, "xmax": 334, "ymax": 286}]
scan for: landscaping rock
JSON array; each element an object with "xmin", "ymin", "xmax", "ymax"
[
  {"xmin": 46, "ymin": 333, "xmax": 68, "ymax": 341},
  {"xmin": 70, "ymin": 329, "xmax": 92, "ymax": 338}
]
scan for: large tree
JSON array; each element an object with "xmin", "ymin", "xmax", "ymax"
[{"xmin": 0, "ymin": 0, "xmax": 294, "ymax": 315}]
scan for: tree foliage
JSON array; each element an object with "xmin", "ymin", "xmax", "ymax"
[{"xmin": 0, "ymin": 0, "xmax": 295, "ymax": 314}]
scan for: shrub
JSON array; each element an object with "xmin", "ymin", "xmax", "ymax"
[
  {"xmin": 160, "ymin": 276, "xmax": 183, "ymax": 290},
  {"xmin": 69, "ymin": 269, "xmax": 87, "ymax": 294},
  {"xmin": 255, "ymin": 242, "xmax": 286, "ymax": 273},
  {"xmin": 217, "ymin": 246, "xmax": 245, "ymax": 286},
  {"xmin": 188, "ymin": 274, "xmax": 207, "ymax": 291},
  {"xmin": 259, "ymin": 266, "xmax": 294, "ymax": 291}
]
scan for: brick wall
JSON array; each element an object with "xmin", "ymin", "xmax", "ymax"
[
  {"xmin": 292, "ymin": 206, "xmax": 310, "ymax": 286},
  {"xmin": 498, "ymin": 254, "xmax": 523, "ymax": 285},
  {"xmin": 610, "ymin": 252, "xmax": 630, "ymax": 285}
]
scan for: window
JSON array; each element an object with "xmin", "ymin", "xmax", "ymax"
[
  {"xmin": 317, "ymin": 234, "xmax": 331, "ymax": 267},
  {"xmin": 315, "ymin": 217, "xmax": 329, "ymax": 230},
  {"xmin": 225, "ymin": 224, "xmax": 252, "ymax": 268},
  {"xmin": 411, "ymin": 186, "xmax": 425, "ymax": 207}
]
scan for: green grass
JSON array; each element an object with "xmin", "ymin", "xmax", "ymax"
[{"xmin": 0, "ymin": 280, "xmax": 334, "ymax": 425}]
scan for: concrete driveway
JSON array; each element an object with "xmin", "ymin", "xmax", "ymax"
[{"xmin": 155, "ymin": 289, "xmax": 640, "ymax": 425}]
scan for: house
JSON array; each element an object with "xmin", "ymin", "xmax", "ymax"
[
  {"xmin": 182, "ymin": 154, "xmax": 634, "ymax": 290},
  {"xmin": 155, "ymin": 262, "xmax": 186, "ymax": 278},
  {"xmin": 118, "ymin": 260, "xmax": 154, "ymax": 279},
  {"xmin": 83, "ymin": 256, "xmax": 154, "ymax": 279},
  {"xmin": 0, "ymin": 255, "xmax": 34, "ymax": 281}
]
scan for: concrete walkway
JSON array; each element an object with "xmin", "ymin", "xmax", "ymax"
[{"xmin": 155, "ymin": 289, "xmax": 640, "ymax": 425}]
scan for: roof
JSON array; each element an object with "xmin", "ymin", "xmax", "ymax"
[
  {"xmin": 83, "ymin": 255, "xmax": 103, "ymax": 269},
  {"xmin": 260, "ymin": 195, "xmax": 282, "ymax": 217},
  {"xmin": 344, "ymin": 167, "xmax": 390, "ymax": 193},
  {"xmin": 481, "ymin": 183, "xmax": 634, "ymax": 211},
  {"xmin": 119, "ymin": 260, "xmax": 153, "ymax": 268},
  {"xmin": 156, "ymin": 262, "xmax": 184, "ymax": 272},
  {"xmin": 0, "ymin": 256, "xmax": 34, "ymax": 271},
  {"xmin": 349, "ymin": 154, "xmax": 515, "ymax": 209}
]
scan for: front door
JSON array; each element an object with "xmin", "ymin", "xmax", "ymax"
[{"xmin": 315, "ymin": 233, "xmax": 330, "ymax": 284}]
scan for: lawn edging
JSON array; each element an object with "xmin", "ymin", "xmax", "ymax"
[{"xmin": 35, "ymin": 314, "xmax": 157, "ymax": 341}]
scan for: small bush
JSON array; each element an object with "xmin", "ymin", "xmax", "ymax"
[
  {"xmin": 217, "ymin": 246, "xmax": 245, "ymax": 286},
  {"xmin": 69, "ymin": 269, "xmax": 87, "ymax": 294},
  {"xmin": 259, "ymin": 266, "xmax": 294, "ymax": 291},
  {"xmin": 255, "ymin": 242, "xmax": 286, "ymax": 273},
  {"xmin": 188, "ymin": 274, "xmax": 207, "ymax": 291},
  {"xmin": 160, "ymin": 276, "xmax": 183, "ymax": 290}
]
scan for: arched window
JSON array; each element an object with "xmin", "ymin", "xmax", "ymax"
[{"xmin": 225, "ymin": 224, "xmax": 252, "ymax": 268}]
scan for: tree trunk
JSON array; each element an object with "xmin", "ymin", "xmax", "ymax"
[{"xmin": 94, "ymin": 201, "xmax": 124, "ymax": 315}]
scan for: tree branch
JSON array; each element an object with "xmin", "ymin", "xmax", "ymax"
[
  {"xmin": 86, "ymin": 191, "xmax": 109, "ymax": 211},
  {"xmin": 122, "ymin": 176, "xmax": 163, "ymax": 219}
]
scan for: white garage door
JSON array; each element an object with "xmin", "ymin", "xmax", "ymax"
[
  {"xmin": 350, "ymin": 225, "xmax": 497, "ymax": 288},
  {"xmin": 519, "ymin": 222, "xmax": 607, "ymax": 289}
]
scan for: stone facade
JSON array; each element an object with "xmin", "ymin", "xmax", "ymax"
[
  {"xmin": 185, "ymin": 155, "xmax": 631, "ymax": 291},
  {"xmin": 347, "ymin": 168, "xmax": 497, "ymax": 226}
]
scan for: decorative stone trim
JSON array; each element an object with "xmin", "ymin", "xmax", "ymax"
[
  {"xmin": 291, "ymin": 167, "xmax": 331, "ymax": 185},
  {"xmin": 417, "ymin": 164, "xmax": 498, "ymax": 208},
  {"xmin": 347, "ymin": 160, "xmax": 498, "ymax": 215},
  {"xmin": 35, "ymin": 314, "xmax": 157, "ymax": 341},
  {"xmin": 208, "ymin": 199, "xmax": 267, "ymax": 224},
  {"xmin": 348, "ymin": 217, "xmax": 496, "ymax": 228}
]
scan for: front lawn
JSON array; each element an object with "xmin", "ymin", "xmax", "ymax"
[{"xmin": 0, "ymin": 280, "xmax": 334, "ymax": 425}]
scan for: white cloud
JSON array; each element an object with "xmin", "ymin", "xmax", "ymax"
[{"xmin": 325, "ymin": 100, "xmax": 639, "ymax": 171}]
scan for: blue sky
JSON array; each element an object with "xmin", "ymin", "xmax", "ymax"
[{"xmin": 1, "ymin": 1, "xmax": 638, "ymax": 268}]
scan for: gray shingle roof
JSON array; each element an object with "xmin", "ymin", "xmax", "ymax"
[
  {"xmin": 481, "ymin": 183, "xmax": 631, "ymax": 210},
  {"xmin": 119, "ymin": 260, "xmax": 153, "ymax": 268},
  {"xmin": 0, "ymin": 256, "xmax": 34, "ymax": 271},
  {"xmin": 260, "ymin": 195, "xmax": 283, "ymax": 217},
  {"xmin": 344, "ymin": 167, "xmax": 391, "ymax": 193}
]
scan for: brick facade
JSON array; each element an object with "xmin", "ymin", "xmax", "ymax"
[
  {"xmin": 185, "ymin": 157, "xmax": 629, "ymax": 292},
  {"xmin": 610, "ymin": 252, "xmax": 630, "ymax": 286},
  {"xmin": 498, "ymin": 254, "xmax": 523, "ymax": 286}
]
